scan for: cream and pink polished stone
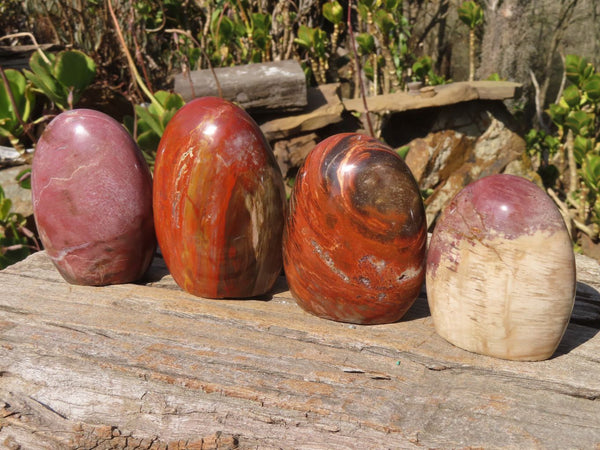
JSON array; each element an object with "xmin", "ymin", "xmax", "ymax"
[{"xmin": 426, "ymin": 174, "xmax": 576, "ymax": 361}]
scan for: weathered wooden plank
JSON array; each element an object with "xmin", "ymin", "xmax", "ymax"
[
  {"xmin": 173, "ymin": 60, "xmax": 307, "ymax": 113},
  {"xmin": 343, "ymin": 80, "xmax": 522, "ymax": 115},
  {"xmin": 1, "ymin": 250, "xmax": 599, "ymax": 448}
]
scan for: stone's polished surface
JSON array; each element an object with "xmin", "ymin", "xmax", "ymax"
[
  {"xmin": 283, "ymin": 133, "xmax": 427, "ymax": 324},
  {"xmin": 32, "ymin": 109, "xmax": 156, "ymax": 286},
  {"xmin": 427, "ymin": 174, "xmax": 576, "ymax": 361},
  {"xmin": 153, "ymin": 97, "xmax": 286, "ymax": 299}
]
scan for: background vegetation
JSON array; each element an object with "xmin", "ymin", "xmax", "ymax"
[{"xmin": 1, "ymin": 0, "xmax": 600, "ymax": 266}]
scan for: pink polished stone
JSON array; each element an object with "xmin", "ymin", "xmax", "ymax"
[
  {"xmin": 32, "ymin": 109, "xmax": 156, "ymax": 285},
  {"xmin": 427, "ymin": 174, "xmax": 576, "ymax": 361}
]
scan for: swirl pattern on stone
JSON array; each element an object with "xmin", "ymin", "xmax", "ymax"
[{"xmin": 284, "ymin": 133, "xmax": 427, "ymax": 324}]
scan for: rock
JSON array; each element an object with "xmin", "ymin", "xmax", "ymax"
[
  {"xmin": 427, "ymin": 174, "xmax": 575, "ymax": 361},
  {"xmin": 405, "ymin": 130, "xmax": 472, "ymax": 190},
  {"xmin": 153, "ymin": 97, "xmax": 286, "ymax": 299},
  {"xmin": 283, "ymin": 133, "xmax": 427, "ymax": 325},
  {"xmin": 0, "ymin": 164, "xmax": 33, "ymax": 217},
  {"xmin": 272, "ymin": 133, "xmax": 318, "ymax": 177},
  {"xmin": 259, "ymin": 84, "xmax": 344, "ymax": 141},
  {"xmin": 342, "ymin": 81, "xmax": 522, "ymax": 116},
  {"xmin": 403, "ymin": 101, "xmax": 526, "ymax": 228},
  {"xmin": 31, "ymin": 109, "xmax": 156, "ymax": 286}
]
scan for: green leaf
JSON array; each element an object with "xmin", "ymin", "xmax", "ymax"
[
  {"xmin": 384, "ymin": 0, "xmax": 401, "ymax": 10},
  {"xmin": 356, "ymin": 33, "xmax": 375, "ymax": 55},
  {"xmin": 160, "ymin": 108, "xmax": 178, "ymax": 129},
  {"xmin": 581, "ymin": 153, "xmax": 600, "ymax": 193},
  {"xmin": 15, "ymin": 168, "xmax": 31, "ymax": 190},
  {"xmin": 562, "ymin": 84, "xmax": 581, "ymax": 108},
  {"xmin": 323, "ymin": 1, "xmax": 343, "ymax": 25},
  {"xmin": 573, "ymin": 135, "xmax": 594, "ymax": 166},
  {"xmin": 163, "ymin": 92, "xmax": 185, "ymax": 111},
  {"xmin": 565, "ymin": 54, "xmax": 593, "ymax": 86},
  {"xmin": 412, "ymin": 56, "xmax": 432, "ymax": 82},
  {"xmin": 135, "ymin": 104, "xmax": 163, "ymax": 137},
  {"xmin": 312, "ymin": 29, "xmax": 327, "ymax": 58},
  {"xmin": 212, "ymin": 14, "xmax": 235, "ymax": 46},
  {"xmin": 582, "ymin": 74, "xmax": 600, "ymax": 103},
  {"xmin": 0, "ymin": 69, "xmax": 28, "ymax": 132},
  {"xmin": 564, "ymin": 110, "xmax": 593, "ymax": 136},
  {"xmin": 251, "ymin": 13, "xmax": 271, "ymax": 51},
  {"xmin": 357, "ymin": 0, "xmax": 376, "ymax": 10},
  {"xmin": 24, "ymin": 52, "xmax": 69, "ymax": 110},
  {"xmin": 296, "ymin": 25, "xmax": 315, "ymax": 49},
  {"xmin": 374, "ymin": 10, "xmax": 395, "ymax": 35},
  {"xmin": 54, "ymin": 50, "xmax": 96, "ymax": 92},
  {"xmin": 396, "ymin": 145, "xmax": 410, "ymax": 159},
  {"xmin": 458, "ymin": 1, "xmax": 483, "ymax": 29},
  {"xmin": 547, "ymin": 103, "xmax": 569, "ymax": 127},
  {"xmin": 136, "ymin": 128, "xmax": 161, "ymax": 153},
  {"xmin": 0, "ymin": 196, "xmax": 12, "ymax": 221}
]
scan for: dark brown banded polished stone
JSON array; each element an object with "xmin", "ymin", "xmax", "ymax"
[{"xmin": 283, "ymin": 133, "xmax": 427, "ymax": 324}]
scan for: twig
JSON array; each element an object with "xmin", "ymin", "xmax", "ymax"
[
  {"xmin": 554, "ymin": 52, "xmax": 567, "ymax": 104},
  {"xmin": 547, "ymin": 187, "xmax": 597, "ymax": 239},
  {"xmin": 0, "ymin": 32, "xmax": 51, "ymax": 65},
  {"xmin": 130, "ymin": 5, "xmax": 154, "ymax": 95},
  {"xmin": 165, "ymin": 28, "xmax": 223, "ymax": 99},
  {"xmin": 106, "ymin": 0, "xmax": 164, "ymax": 114},
  {"xmin": 146, "ymin": 2, "xmax": 167, "ymax": 33},
  {"xmin": 529, "ymin": 69, "xmax": 549, "ymax": 132},
  {"xmin": 347, "ymin": 0, "xmax": 374, "ymax": 138},
  {"xmin": 566, "ymin": 129, "xmax": 578, "ymax": 195}
]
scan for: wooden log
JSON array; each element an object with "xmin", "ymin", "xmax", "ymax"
[
  {"xmin": 173, "ymin": 60, "xmax": 307, "ymax": 113},
  {"xmin": 1, "ymin": 250, "xmax": 600, "ymax": 448}
]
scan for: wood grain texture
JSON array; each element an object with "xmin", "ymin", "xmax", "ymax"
[
  {"xmin": 1, "ymin": 250, "xmax": 600, "ymax": 449},
  {"xmin": 173, "ymin": 60, "xmax": 307, "ymax": 113},
  {"xmin": 342, "ymin": 81, "xmax": 522, "ymax": 115}
]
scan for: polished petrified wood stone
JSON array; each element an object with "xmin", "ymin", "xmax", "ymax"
[
  {"xmin": 283, "ymin": 133, "xmax": 427, "ymax": 324},
  {"xmin": 31, "ymin": 109, "xmax": 156, "ymax": 286},
  {"xmin": 427, "ymin": 174, "xmax": 576, "ymax": 361},
  {"xmin": 153, "ymin": 97, "xmax": 286, "ymax": 299}
]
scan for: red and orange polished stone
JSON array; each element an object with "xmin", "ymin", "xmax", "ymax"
[
  {"xmin": 153, "ymin": 97, "xmax": 286, "ymax": 298},
  {"xmin": 283, "ymin": 133, "xmax": 427, "ymax": 324}
]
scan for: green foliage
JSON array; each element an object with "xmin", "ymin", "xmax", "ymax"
[
  {"xmin": 396, "ymin": 145, "xmax": 410, "ymax": 159},
  {"xmin": 0, "ymin": 185, "xmax": 31, "ymax": 269},
  {"xmin": 23, "ymin": 50, "xmax": 96, "ymax": 111},
  {"xmin": 0, "ymin": 69, "xmax": 35, "ymax": 149},
  {"xmin": 356, "ymin": 33, "xmax": 376, "ymax": 55},
  {"xmin": 294, "ymin": 25, "xmax": 329, "ymax": 84},
  {"xmin": 486, "ymin": 73, "xmax": 504, "ymax": 81},
  {"xmin": 538, "ymin": 54, "xmax": 600, "ymax": 239},
  {"xmin": 322, "ymin": 1, "xmax": 343, "ymax": 25},
  {"xmin": 124, "ymin": 90, "xmax": 185, "ymax": 170},
  {"xmin": 458, "ymin": 1, "xmax": 484, "ymax": 29}
]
